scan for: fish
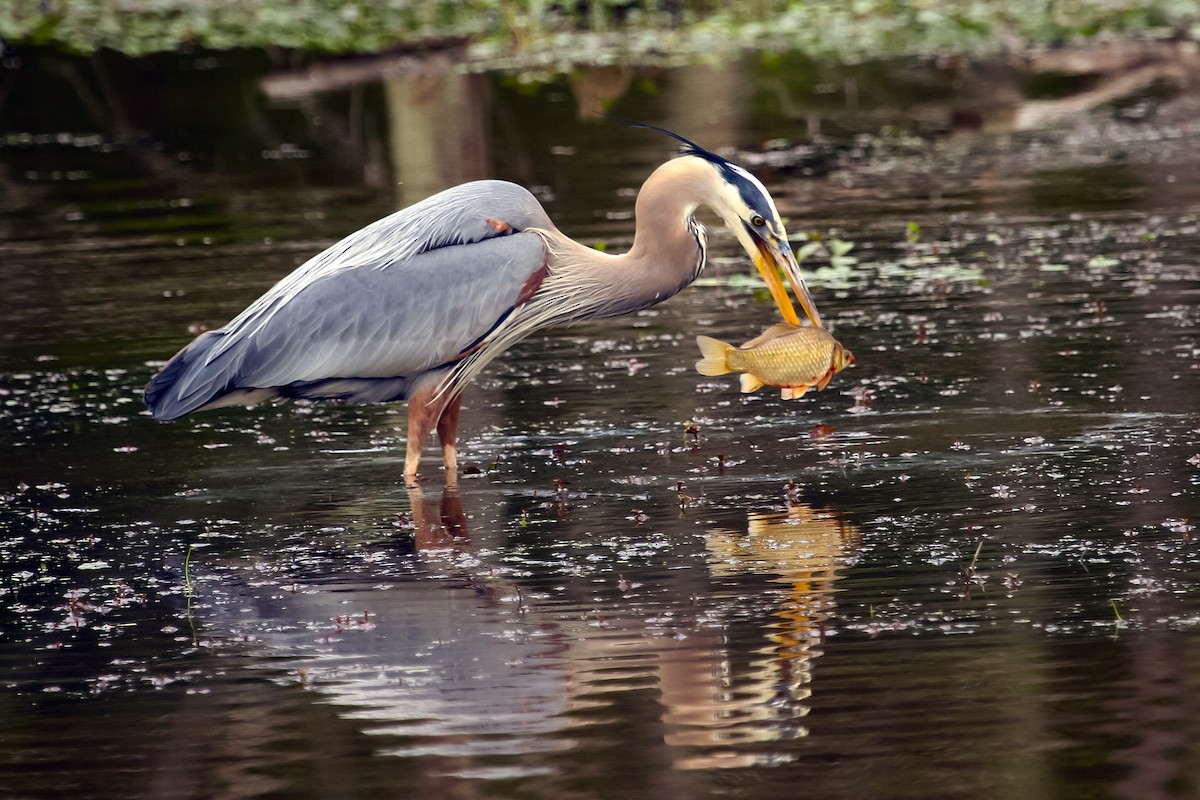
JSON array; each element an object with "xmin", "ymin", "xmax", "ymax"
[{"xmin": 695, "ymin": 323, "xmax": 854, "ymax": 400}]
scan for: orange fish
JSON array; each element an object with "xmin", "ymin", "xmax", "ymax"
[{"xmin": 695, "ymin": 323, "xmax": 854, "ymax": 400}]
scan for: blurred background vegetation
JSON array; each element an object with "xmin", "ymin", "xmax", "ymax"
[{"xmin": 3, "ymin": 0, "xmax": 1199, "ymax": 63}]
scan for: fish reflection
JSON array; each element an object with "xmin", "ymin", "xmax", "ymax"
[
  {"xmin": 711, "ymin": 504, "xmax": 861, "ymax": 653},
  {"xmin": 659, "ymin": 504, "xmax": 861, "ymax": 769}
]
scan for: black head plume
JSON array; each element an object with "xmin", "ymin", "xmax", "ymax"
[
  {"xmin": 629, "ymin": 121, "xmax": 723, "ymax": 160},
  {"xmin": 622, "ymin": 120, "xmax": 779, "ymax": 227},
  {"xmin": 602, "ymin": 114, "xmax": 729, "ymax": 164}
]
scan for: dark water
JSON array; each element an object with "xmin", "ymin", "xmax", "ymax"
[{"xmin": 3, "ymin": 45, "xmax": 1200, "ymax": 799}]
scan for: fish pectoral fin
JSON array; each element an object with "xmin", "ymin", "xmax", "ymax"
[
  {"xmin": 815, "ymin": 368, "xmax": 836, "ymax": 390},
  {"xmin": 740, "ymin": 322, "xmax": 800, "ymax": 349},
  {"xmin": 739, "ymin": 373, "xmax": 766, "ymax": 393},
  {"xmin": 695, "ymin": 335, "xmax": 733, "ymax": 376}
]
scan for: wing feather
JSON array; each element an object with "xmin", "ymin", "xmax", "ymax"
[
  {"xmin": 145, "ymin": 180, "xmax": 554, "ymax": 419},
  {"xmin": 223, "ymin": 233, "xmax": 547, "ymax": 387}
]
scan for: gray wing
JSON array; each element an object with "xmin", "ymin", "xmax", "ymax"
[
  {"xmin": 145, "ymin": 181, "xmax": 552, "ymax": 419},
  {"xmin": 228, "ymin": 232, "xmax": 548, "ymax": 385},
  {"xmin": 223, "ymin": 180, "xmax": 553, "ymax": 331}
]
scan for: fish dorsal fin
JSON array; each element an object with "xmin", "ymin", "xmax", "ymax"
[
  {"xmin": 739, "ymin": 373, "xmax": 765, "ymax": 393},
  {"xmin": 740, "ymin": 322, "xmax": 801, "ymax": 349}
]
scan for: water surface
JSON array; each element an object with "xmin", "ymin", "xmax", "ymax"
[{"xmin": 2, "ymin": 45, "xmax": 1200, "ymax": 800}]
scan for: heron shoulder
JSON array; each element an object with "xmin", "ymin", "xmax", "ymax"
[{"xmin": 340, "ymin": 179, "xmax": 554, "ymax": 268}]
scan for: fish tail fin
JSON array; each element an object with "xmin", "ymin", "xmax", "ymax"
[
  {"xmin": 739, "ymin": 373, "xmax": 765, "ymax": 393},
  {"xmin": 695, "ymin": 335, "xmax": 733, "ymax": 376}
]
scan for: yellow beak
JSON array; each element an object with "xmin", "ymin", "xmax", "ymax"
[{"xmin": 752, "ymin": 234, "xmax": 823, "ymax": 328}]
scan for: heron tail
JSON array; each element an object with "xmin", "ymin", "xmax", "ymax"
[
  {"xmin": 145, "ymin": 331, "xmax": 416, "ymax": 419},
  {"xmin": 144, "ymin": 331, "xmax": 244, "ymax": 420},
  {"xmin": 694, "ymin": 335, "xmax": 733, "ymax": 376}
]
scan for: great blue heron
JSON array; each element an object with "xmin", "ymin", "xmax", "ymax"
[{"xmin": 144, "ymin": 128, "xmax": 823, "ymax": 484}]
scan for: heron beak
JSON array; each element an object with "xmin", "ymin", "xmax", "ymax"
[{"xmin": 750, "ymin": 232, "xmax": 824, "ymax": 329}]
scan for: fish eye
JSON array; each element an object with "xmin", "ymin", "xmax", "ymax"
[{"xmin": 751, "ymin": 215, "xmax": 766, "ymax": 227}]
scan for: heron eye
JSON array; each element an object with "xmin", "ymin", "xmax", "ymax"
[{"xmin": 751, "ymin": 215, "xmax": 766, "ymax": 227}]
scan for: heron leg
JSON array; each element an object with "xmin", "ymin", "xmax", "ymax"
[
  {"xmin": 436, "ymin": 394, "xmax": 463, "ymax": 485},
  {"xmin": 405, "ymin": 377, "xmax": 461, "ymax": 486},
  {"xmin": 404, "ymin": 386, "xmax": 439, "ymax": 486}
]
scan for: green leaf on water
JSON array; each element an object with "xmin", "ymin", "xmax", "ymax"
[
  {"xmin": 830, "ymin": 239, "xmax": 855, "ymax": 258},
  {"xmin": 796, "ymin": 241, "xmax": 825, "ymax": 262},
  {"xmin": 692, "ymin": 274, "xmax": 766, "ymax": 289},
  {"xmin": 727, "ymin": 273, "xmax": 765, "ymax": 288}
]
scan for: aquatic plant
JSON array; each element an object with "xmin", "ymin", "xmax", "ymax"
[{"xmin": 4, "ymin": 0, "xmax": 1198, "ymax": 62}]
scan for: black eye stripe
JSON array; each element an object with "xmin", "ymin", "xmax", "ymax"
[
  {"xmin": 652, "ymin": 129, "xmax": 775, "ymax": 226},
  {"xmin": 714, "ymin": 164, "xmax": 775, "ymax": 226}
]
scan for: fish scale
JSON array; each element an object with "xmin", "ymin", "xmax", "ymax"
[
  {"xmin": 694, "ymin": 322, "xmax": 853, "ymax": 398},
  {"xmin": 727, "ymin": 332, "xmax": 833, "ymax": 385}
]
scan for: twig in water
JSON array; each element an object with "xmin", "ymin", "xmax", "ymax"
[{"xmin": 183, "ymin": 544, "xmax": 196, "ymax": 596}]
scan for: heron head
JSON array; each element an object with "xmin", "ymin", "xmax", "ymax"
[
  {"xmin": 708, "ymin": 158, "xmax": 823, "ymax": 329},
  {"xmin": 640, "ymin": 124, "xmax": 823, "ymax": 328}
]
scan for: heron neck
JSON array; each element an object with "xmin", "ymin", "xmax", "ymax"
[
  {"xmin": 536, "ymin": 157, "xmax": 714, "ymax": 320},
  {"xmin": 617, "ymin": 158, "xmax": 711, "ymax": 309}
]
